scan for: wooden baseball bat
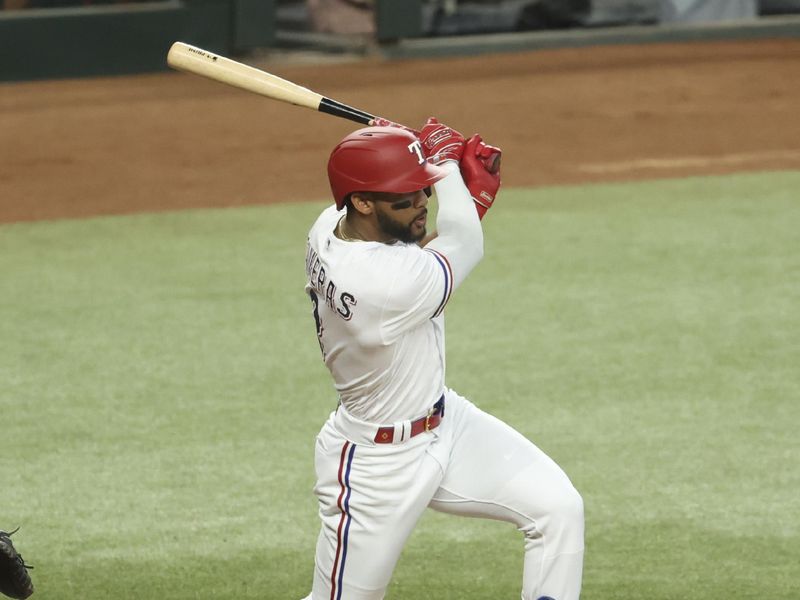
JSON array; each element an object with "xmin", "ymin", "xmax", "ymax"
[
  {"xmin": 166, "ymin": 42, "xmax": 500, "ymax": 172},
  {"xmin": 166, "ymin": 41, "xmax": 376, "ymax": 125}
]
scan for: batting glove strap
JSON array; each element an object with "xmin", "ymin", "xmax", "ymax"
[{"xmin": 420, "ymin": 117, "xmax": 466, "ymax": 164}]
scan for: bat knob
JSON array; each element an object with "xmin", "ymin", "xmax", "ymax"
[{"xmin": 487, "ymin": 152, "xmax": 501, "ymax": 174}]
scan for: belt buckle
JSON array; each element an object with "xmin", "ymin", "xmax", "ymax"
[{"xmin": 424, "ymin": 406, "xmax": 435, "ymax": 432}]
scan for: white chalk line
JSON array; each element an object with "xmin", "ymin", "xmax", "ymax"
[{"xmin": 578, "ymin": 149, "xmax": 800, "ymax": 174}]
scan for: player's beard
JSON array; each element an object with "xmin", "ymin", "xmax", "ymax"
[{"xmin": 376, "ymin": 207, "xmax": 427, "ymax": 244}]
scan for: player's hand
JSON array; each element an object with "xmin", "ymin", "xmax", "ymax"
[
  {"xmin": 460, "ymin": 134, "xmax": 502, "ymax": 220},
  {"xmin": 419, "ymin": 117, "xmax": 466, "ymax": 165}
]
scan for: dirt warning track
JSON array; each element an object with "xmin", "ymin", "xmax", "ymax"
[{"xmin": 1, "ymin": 38, "xmax": 799, "ymax": 223}]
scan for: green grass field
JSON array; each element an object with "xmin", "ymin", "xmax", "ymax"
[{"xmin": 2, "ymin": 171, "xmax": 798, "ymax": 599}]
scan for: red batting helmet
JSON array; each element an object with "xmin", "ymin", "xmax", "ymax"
[{"xmin": 328, "ymin": 127, "xmax": 450, "ymax": 210}]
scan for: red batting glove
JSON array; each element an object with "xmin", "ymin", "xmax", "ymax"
[
  {"xmin": 460, "ymin": 134, "xmax": 502, "ymax": 220},
  {"xmin": 419, "ymin": 117, "xmax": 466, "ymax": 165}
]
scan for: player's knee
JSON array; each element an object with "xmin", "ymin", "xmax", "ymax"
[
  {"xmin": 562, "ymin": 483, "xmax": 584, "ymax": 520},
  {"xmin": 518, "ymin": 480, "xmax": 583, "ymax": 549},
  {"xmin": 541, "ymin": 484, "xmax": 584, "ymax": 549},
  {"xmin": 560, "ymin": 484, "xmax": 584, "ymax": 533}
]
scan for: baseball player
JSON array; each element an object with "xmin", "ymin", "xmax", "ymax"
[{"xmin": 301, "ymin": 118, "xmax": 584, "ymax": 600}]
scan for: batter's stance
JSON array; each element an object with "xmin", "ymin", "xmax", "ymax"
[{"xmin": 301, "ymin": 119, "xmax": 584, "ymax": 600}]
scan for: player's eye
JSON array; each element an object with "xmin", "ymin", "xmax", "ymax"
[
  {"xmin": 390, "ymin": 200, "xmax": 413, "ymax": 211},
  {"xmin": 423, "ymin": 187, "xmax": 432, "ymax": 198}
]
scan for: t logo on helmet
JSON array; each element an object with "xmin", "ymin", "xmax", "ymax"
[{"xmin": 407, "ymin": 140, "xmax": 425, "ymax": 165}]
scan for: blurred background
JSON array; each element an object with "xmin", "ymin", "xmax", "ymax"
[{"xmin": 3, "ymin": 0, "xmax": 800, "ymax": 80}]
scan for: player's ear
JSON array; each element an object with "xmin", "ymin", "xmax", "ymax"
[{"xmin": 349, "ymin": 192, "xmax": 375, "ymax": 216}]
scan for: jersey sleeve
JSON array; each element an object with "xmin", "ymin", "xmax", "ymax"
[
  {"xmin": 425, "ymin": 162, "xmax": 484, "ymax": 290},
  {"xmin": 376, "ymin": 246, "xmax": 453, "ymax": 343}
]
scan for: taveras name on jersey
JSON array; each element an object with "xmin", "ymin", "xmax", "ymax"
[{"xmin": 305, "ymin": 243, "xmax": 357, "ymax": 321}]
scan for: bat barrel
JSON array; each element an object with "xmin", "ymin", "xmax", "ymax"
[
  {"xmin": 166, "ymin": 42, "xmax": 384, "ymax": 129},
  {"xmin": 167, "ymin": 42, "xmax": 324, "ymax": 111}
]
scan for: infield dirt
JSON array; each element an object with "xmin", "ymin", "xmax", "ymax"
[{"xmin": 1, "ymin": 38, "xmax": 799, "ymax": 224}]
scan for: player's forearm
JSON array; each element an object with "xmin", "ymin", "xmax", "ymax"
[{"xmin": 426, "ymin": 163, "xmax": 484, "ymax": 289}]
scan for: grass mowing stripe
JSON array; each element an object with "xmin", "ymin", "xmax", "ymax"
[{"xmin": 1, "ymin": 171, "xmax": 798, "ymax": 599}]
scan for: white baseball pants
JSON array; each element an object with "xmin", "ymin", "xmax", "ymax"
[{"xmin": 301, "ymin": 389, "xmax": 584, "ymax": 600}]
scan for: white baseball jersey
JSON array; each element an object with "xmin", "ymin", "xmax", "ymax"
[{"xmin": 304, "ymin": 163, "xmax": 481, "ymax": 424}]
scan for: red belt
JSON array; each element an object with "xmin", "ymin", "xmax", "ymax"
[{"xmin": 374, "ymin": 395, "xmax": 445, "ymax": 444}]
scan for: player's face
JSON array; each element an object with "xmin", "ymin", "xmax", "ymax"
[{"xmin": 373, "ymin": 188, "xmax": 431, "ymax": 244}]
